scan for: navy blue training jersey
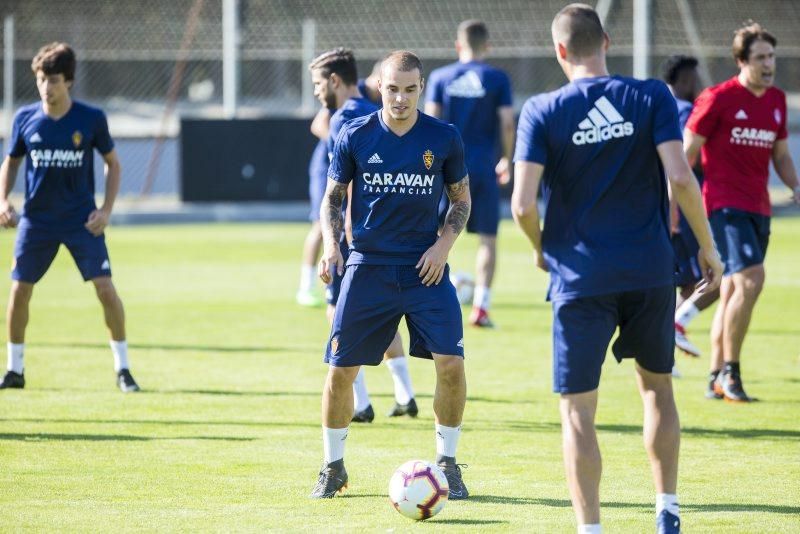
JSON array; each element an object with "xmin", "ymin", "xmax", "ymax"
[
  {"xmin": 514, "ymin": 75, "xmax": 682, "ymax": 301},
  {"xmin": 426, "ymin": 61, "xmax": 512, "ymax": 177},
  {"xmin": 8, "ymin": 101, "xmax": 114, "ymax": 228},
  {"xmin": 327, "ymin": 97, "xmax": 380, "ymax": 158},
  {"xmin": 675, "ymin": 96, "xmax": 692, "ymax": 131},
  {"xmin": 328, "ymin": 111, "xmax": 467, "ymax": 265}
]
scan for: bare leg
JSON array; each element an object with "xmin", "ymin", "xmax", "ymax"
[
  {"xmin": 636, "ymin": 364, "xmax": 679, "ymax": 494},
  {"xmin": 7, "ymin": 281, "xmax": 33, "ymax": 344},
  {"xmin": 432, "ymin": 354, "xmax": 465, "ymax": 427},
  {"xmin": 92, "ymin": 277, "xmax": 125, "ymax": 340},
  {"xmin": 383, "ymin": 331, "xmax": 403, "ymax": 359},
  {"xmin": 475, "ymin": 234, "xmax": 496, "ymax": 292},
  {"xmin": 710, "ymin": 277, "xmax": 733, "ymax": 372},
  {"xmin": 560, "ymin": 389, "xmax": 601, "ymax": 525},
  {"xmin": 322, "ymin": 365, "xmax": 360, "ymax": 428},
  {"xmin": 302, "ymin": 222, "xmax": 323, "ymax": 269},
  {"xmin": 722, "ymin": 265, "xmax": 764, "ymax": 363}
]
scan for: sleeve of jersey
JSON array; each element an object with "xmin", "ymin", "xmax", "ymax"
[
  {"xmin": 425, "ymin": 72, "xmax": 444, "ymax": 105},
  {"xmin": 327, "ymin": 114, "xmax": 342, "ymax": 158},
  {"xmin": 443, "ymin": 129, "xmax": 467, "ymax": 184},
  {"xmin": 93, "ymin": 111, "xmax": 115, "ymax": 154},
  {"xmin": 513, "ymin": 99, "xmax": 547, "ymax": 166},
  {"xmin": 7, "ymin": 112, "xmax": 26, "ymax": 157},
  {"xmin": 327, "ymin": 126, "xmax": 355, "ymax": 184},
  {"xmin": 777, "ymin": 93, "xmax": 788, "ymax": 140},
  {"xmin": 499, "ymin": 73, "xmax": 513, "ymax": 107},
  {"xmin": 652, "ymin": 82, "xmax": 683, "ymax": 145},
  {"xmin": 685, "ymin": 88, "xmax": 718, "ymax": 138}
]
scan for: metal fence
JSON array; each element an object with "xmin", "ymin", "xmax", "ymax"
[{"xmin": 1, "ymin": 0, "xmax": 799, "ymax": 197}]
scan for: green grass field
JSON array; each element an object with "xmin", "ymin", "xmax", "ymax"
[{"xmin": 2, "ymin": 218, "xmax": 799, "ymax": 532}]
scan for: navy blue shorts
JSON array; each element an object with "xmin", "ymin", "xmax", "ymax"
[
  {"xmin": 672, "ymin": 230, "xmax": 702, "ymax": 287},
  {"xmin": 325, "ymin": 239, "xmax": 350, "ymax": 305},
  {"xmin": 325, "ymin": 264, "xmax": 464, "ymax": 366},
  {"xmin": 709, "ymin": 208, "xmax": 770, "ymax": 275},
  {"xmin": 437, "ymin": 174, "xmax": 499, "ymax": 236},
  {"xmin": 551, "ymin": 284, "xmax": 675, "ymax": 394},
  {"xmin": 12, "ymin": 221, "xmax": 112, "ymax": 283}
]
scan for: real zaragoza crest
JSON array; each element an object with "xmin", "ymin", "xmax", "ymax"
[
  {"xmin": 72, "ymin": 131, "xmax": 82, "ymax": 148},
  {"xmin": 423, "ymin": 149, "xmax": 434, "ymax": 170}
]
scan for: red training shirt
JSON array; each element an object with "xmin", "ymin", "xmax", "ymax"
[{"xmin": 686, "ymin": 76, "xmax": 787, "ymax": 216}]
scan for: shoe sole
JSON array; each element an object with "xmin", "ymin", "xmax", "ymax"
[
  {"xmin": 675, "ymin": 344, "xmax": 701, "ymax": 358},
  {"xmin": 723, "ymin": 395, "xmax": 757, "ymax": 403}
]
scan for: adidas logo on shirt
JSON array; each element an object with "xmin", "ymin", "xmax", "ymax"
[
  {"xmin": 30, "ymin": 132, "xmax": 43, "ymax": 143},
  {"xmin": 572, "ymin": 96, "xmax": 634, "ymax": 145},
  {"xmin": 445, "ymin": 71, "xmax": 486, "ymax": 98},
  {"xmin": 367, "ymin": 153, "xmax": 383, "ymax": 164},
  {"xmin": 735, "ymin": 109, "xmax": 748, "ymax": 120}
]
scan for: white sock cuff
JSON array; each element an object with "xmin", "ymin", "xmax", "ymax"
[
  {"xmin": 656, "ymin": 493, "xmax": 679, "ymax": 516},
  {"xmin": 578, "ymin": 525, "xmax": 602, "ymax": 534},
  {"xmin": 7, "ymin": 342, "xmax": 24, "ymax": 374}
]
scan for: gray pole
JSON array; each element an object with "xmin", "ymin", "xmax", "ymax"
[
  {"xmin": 633, "ymin": 0, "xmax": 651, "ymax": 79},
  {"xmin": 222, "ymin": 0, "xmax": 240, "ymax": 119},
  {"xmin": 3, "ymin": 15, "xmax": 14, "ymax": 138},
  {"xmin": 595, "ymin": 0, "xmax": 614, "ymax": 28},
  {"xmin": 301, "ymin": 18, "xmax": 316, "ymax": 116}
]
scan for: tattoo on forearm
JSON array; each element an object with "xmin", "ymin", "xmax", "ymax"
[
  {"xmin": 322, "ymin": 182, "xmax": 348, "ymax": 242},
  {"xmin": 444, "ymin": 177, "xmax": 471, "ymax": 235}
]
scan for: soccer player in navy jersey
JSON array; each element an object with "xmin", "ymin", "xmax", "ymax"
[
  {"xmin": 660, "ymin": 55, "xmax": 718, "ymax": 363},
  {"xmin": 512, "ymin": 6, "xmax": 722, "ymax": 532},
  {"xmin": 309, "ymin": 48, "xmax": 419, "ymax": 423},
  {"xmin": 425, "ymin": 20, "xmax": 515, "ymax": 327},
  {"xmin": 684, "ymin": 22, "xmax": 800, "ymax": 402},
  {"xmin": 0, "ymin": 43, "xmax": 139, "ymax": 392},
  {"xmin": 310, "ymin": 51, "xmax": 471, "ymax": 500}
]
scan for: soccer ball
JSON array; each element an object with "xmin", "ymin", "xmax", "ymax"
[
  {"xmin": 449, "ymin": 272, "xmax": 475, "ymax": 306},
  {"xmin": 388, "ymin": 460, "xmax": 449, "ymax": 520}
]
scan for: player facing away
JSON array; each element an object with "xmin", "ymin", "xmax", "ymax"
[
  {"xmin": 425, "ymin": 20, "xmax": 515, "ymax": 328},
  {"xmin": 295, "ymin": 109, "xmax": 329, "ymax": 308},
  {"xmin": 661, "ymin": 55, "xmax": 721, "ymax": 371},
  {"xmin": 310, "ymin": 50, "xmax": 471, "ymax": 500},
  {"xmin": 511, "ymin": 5, "xmax": 722, "ymax": 533},
  {"xmin": 684, "ymin": 22, "xmax": 800, "ymax": 402},
  {"xmin": 309, "ymin": 47, "xmax": 419, "ymax": 422},
  {"xmin": 0, "ymin": 43, "xmax": 140, "ymax": 392}
]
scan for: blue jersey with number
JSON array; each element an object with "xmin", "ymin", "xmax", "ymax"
[
  {"xmin": 514, "ymin": 75, "xmax": 682, "ymax": 300},
  {"xmin": 426, "ymin": 61, "xmax": 512, "ymax": 178},
  {"xmin": 328, "ymin": 111, "xmax": 467, "ymax": 265},
  {"xmin": 8, "ymin": 101, "xmax": 114, "ymax": 228}
]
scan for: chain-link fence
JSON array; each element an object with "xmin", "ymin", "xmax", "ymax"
[{"xmin": 1, "ymin": 0, "xmax": 799, "ymax": 197}]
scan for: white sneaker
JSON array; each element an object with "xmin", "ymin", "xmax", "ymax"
[
  {"xmin": 675, "ymin": 323, "xmax": 701, "ymax": 358},
  {"xmin": 296, "ymin": 289, "xmax": 323, "ymax": 307}
]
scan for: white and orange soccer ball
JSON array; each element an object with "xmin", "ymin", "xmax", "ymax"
[
  {"xmin": 449, "ymin": 271, "xmax": 475, "ymax": 306},
  {"xmin": 388, "ymin": 460, "xmax": 449, "ymax": 520}
]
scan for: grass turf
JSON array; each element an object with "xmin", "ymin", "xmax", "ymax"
[{"xmin": 1, "ymin": 218, "xmax": 798, "ymax": 532}]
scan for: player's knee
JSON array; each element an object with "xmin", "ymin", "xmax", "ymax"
[
  {"xmin": 9, "ymin": 281, "xmax": 34, "ymax": 304},
  {"xmin": 739, "ymin": 267, "xmax": 765, "ymax": 297},
  {"xmin": 93, "ymin": 279, "xmax": 119, "ymax": 306},
  {"xmin": 434, "ymin": 355, "xmax": 464, "ymax": 385},
  {"xmin": 326, "ymin": 366, "xmax": 359, "ymax": 392}
]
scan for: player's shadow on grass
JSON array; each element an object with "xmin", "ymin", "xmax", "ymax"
[
  {"xmin": 683, "ymin": 503, "xmax": 800, "ymax": 514},
  {"xmin": 597, "ymin": 424, "xmax": 800, "ymax": 440},
  {"xmin": 1, "ymin": 416, "xmax": 320, "ymax": 429},
  {"xmin": 34, "ymin": 341, "xmax": 289, "ymax": 353},
  {"xmin": 0, "ymin": 432, "xmax": 254, "ymax": 442}
]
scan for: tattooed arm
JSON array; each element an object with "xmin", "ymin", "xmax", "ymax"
[
  {"xmin": 416, "ymin": 175, "xmax": 471, "ymax": 286},
  {"xmin": 318, "ymin": 179, "xmax": 348, "ymax": 284}
]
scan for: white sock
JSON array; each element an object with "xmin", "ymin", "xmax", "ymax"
[
  {"xmin": 435, "ymin": 423, "xmax": 461, "ymax": 458},
  {"xmin": 322, "ymin": 426, "xmax": 348, "ymax": 464},
  {"xmin": 7, "ymin": 342, "xmax": 24, "ymax": 374},
  {"xmin": 352, "ymin": 367, "xmax": 371, "ymax": 412},
  {"xmin": 110, "ymin": 340, "xmax": 129, "ymax": 372},
  {"xmin": 385, "ymin": 356, "xmax": 414, "ymax": 405},
  {"xmin": 675, "ymin": 300, "xmax": 699, "ymax": 327},
  {"xmin": 473, "ymin": 285, "xmax": 491, "ymax": 310},
  {"xmin": 656, "ymin": 493, "xmax": 679, "ymax": 517},
  {"xmin": 299, "ymin": 264, "xmax": 316, "ymax": 292},
  {"xmin": 578, "ymin": 525, "xmax": 602, "ymax": 534}
]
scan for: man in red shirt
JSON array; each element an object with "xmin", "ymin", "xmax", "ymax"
[{"xmin": 685, "ymin": 22, "xmax": 800, "ymax": 402}]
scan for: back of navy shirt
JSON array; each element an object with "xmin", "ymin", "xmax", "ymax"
[
  {"xmin": 327, "ymin": 97, "xmax": 380, "ymax": 157},
  {"xmin": 514, "ymin": 75, "xmax": 682, "ymax": 300},
  {"xmin": 328, "ymin": 111, "xmax": 467, "ymax": 265},
  {"xmin": 8, "ymin": 101, "xmax": 114, "ymax": 228},
  {"xmin": 426, "ymin": 61, "xmax": 512, "ymax": 178}
]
